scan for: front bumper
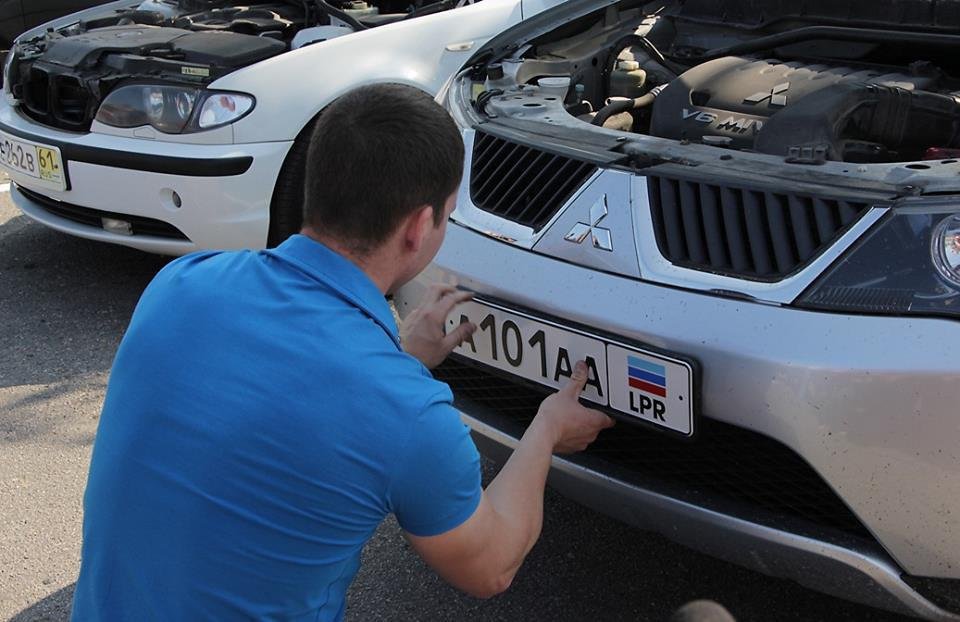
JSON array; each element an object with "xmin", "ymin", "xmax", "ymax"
[
  {"xmin": 1, "ymin": 103, "xmax": 292, "ymax": 254},
  {"xmin": 466, "ymin": 406, "xmax": 957, "ymax": 620},
  {"xmin": 394, "ymin": 222, "xmax": 960, "ymax": 619}
]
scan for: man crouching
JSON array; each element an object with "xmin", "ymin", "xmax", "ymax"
[{"xmin": 71, "ymin": 83, "xmax": 614, "ymax": 621}]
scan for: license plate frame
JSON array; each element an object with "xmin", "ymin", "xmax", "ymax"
[
  {"xmin": 0, "ymin": 130, "xmax": 67, "ymax": 191},
  {"xmin": 446, "ymin": 297, "xmax": 697, "ymax": 437}
]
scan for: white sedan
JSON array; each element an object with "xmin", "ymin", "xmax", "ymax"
[{"xmin": 0, "ymin": 0, "xmax": 560, "ymax": 254}]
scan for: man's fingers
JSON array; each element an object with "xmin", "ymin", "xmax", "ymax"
[
  {"xmin": 423, "ymin": 283, "xmax": 456, "ymax": 304},
  {"xmin": 442, "ymin": 320, "xmax": 477, "ymax": 350},
  {"xmin": 434, "ymin": 289, "xmax": 474, "ymax": 318},
  {"xmin": 560, "ymin": 360, "xmax": 589, "ymax": 398},
  {"xmin": 582, "ymin": 407, "xmax": 616, "ymax": 430}
]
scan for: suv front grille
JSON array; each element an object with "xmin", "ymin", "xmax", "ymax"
[
  {"xmin": 470, "ymin": 131, "xmax": 597, "ymax": 231},
  {"xmin": 435, "ymin": 355, "xmax": 874, "ymax": 541},
  {"xmin": 647, "ymin": 176, "xmax": 871, "ymax": 280}
]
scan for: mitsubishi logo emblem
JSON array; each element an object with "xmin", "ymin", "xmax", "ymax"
[
  {"xmin": 564, "ymin": 195, "xmax": 612, "ymax": 252},
  {"xmin": 744, "ymin": 82, "xmax": 789, "ymax": 107}
]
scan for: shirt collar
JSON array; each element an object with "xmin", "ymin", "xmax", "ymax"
[{"xmin": 266, "ymin": 234, "xmax": 400, "ymax": 347}]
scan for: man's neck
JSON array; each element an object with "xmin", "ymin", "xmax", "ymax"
[{"xmin": 300, "ymin": 227, "xmax": 396, "ymax": 295}]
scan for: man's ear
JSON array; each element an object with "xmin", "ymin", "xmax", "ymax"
[{"xmin": 402, "ymin": 205, "xmax": 435, "ymax": 253}]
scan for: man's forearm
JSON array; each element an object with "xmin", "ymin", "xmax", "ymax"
[
  {"xmin": 483, "ymin": 416, "xmax": 558, "ymax": 572},
  {"xmin": 407, "ymin": 365, "xmax": 608, "ymax": 599}
]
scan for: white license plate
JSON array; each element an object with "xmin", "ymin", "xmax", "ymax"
[
  {"xmin": 0, "ymin": 130, "xmax": 66, "ymax": 191},
  {"xmin": 447, "ymin": 299, "xmax": 695, "ymax": 436}
]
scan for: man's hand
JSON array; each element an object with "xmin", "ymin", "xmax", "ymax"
[
  {"xmin": 531, "ymin": 361, "xmax": 615, "ymax": 453},
  {"xmin": 401, "ymin": 284, "xmax": 477, "ymax": 369},
  {"xmin": 406, "ymin": 361, "xmax": 614, "ymax": 600}
]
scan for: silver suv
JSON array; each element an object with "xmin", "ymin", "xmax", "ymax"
[{"xmin": 396, "ymin": 0, "xmax": 960, "ymax": 619}]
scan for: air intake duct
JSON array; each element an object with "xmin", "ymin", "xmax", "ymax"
[{"xmin": 755, "ymin": 83, "xmax": 960, "ymax": 163}]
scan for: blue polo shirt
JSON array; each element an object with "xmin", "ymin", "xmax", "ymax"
[{"xmin": 72, "ymin": 235, "xmax": 482, "ymax": 621}]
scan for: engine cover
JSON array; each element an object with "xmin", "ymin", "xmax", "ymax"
[
  {"xmin": 649, "ymin": 56, "xmax": 938, "ymax": 149},
  {"xmin": 31, "ymin": 25, "xmax": 285, "ymax": 70}
]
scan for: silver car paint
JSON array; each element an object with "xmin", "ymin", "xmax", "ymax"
[
  {"xmin": 397, "ymin": 220, "xmax": 960, "ymax": 580},
  {"xmin": 533, "ymin": 170, "xmax": 641, "ymax": 278},
  {"xmin": 465, "ymin": 414, "xmax": 960, "ymax": 621}
]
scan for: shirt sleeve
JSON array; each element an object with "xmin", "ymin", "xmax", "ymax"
[{"xmin": 388, "ymin": 396, "xmax": 482, "ymax": 537}]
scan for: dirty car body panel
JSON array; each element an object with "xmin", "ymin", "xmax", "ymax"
[{"xmin": 396, "ymin": 0, "xmax": 960, "ymax": 619}]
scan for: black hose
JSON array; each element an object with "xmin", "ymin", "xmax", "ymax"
[
  {"xmin": 591, "ymin": 87, "xmax": 662, "ymax": 127},
  {"xmin": 474, "ymin": 89, "xmax": 503, "ymax": 115},
  {"xmin": 314, "ymin": 0, "xmax": 368, "ymax": 30},
  {"xmin": 626, "ymin": 35, "xmax": 686, "ymax": 76},
  {"xmin": 690, "ymin": 26, "xmax": 960, "ymax": 61},
  {"xmin": 591, "ymin": 97, "xmax": 635, "ymax": 127}
]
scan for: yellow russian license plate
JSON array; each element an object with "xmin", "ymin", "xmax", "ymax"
[{"xmin": 0, "ymin": 130, "xmax": 66, "ymax": 191}]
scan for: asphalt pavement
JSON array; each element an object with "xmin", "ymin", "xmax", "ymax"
[{"xmin": 0, "ymin": 181, "xmax": 915, "ymax": 622}]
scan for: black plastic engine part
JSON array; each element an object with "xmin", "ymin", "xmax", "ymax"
[
  {"xmin": 172, "ymin": 6, "xmax": 302, "ymax": 37},
  {"xmin": 37, "ymin": 26, "xmax": 194, "ymax": 69},
  {"xmin": 689, "ymin": 26, "xmax": 960, "ymax": 62},
  {"xmin": 666, "ymin": 0, "xmax": 960, "ymax": 33},
  {"xmin": 33, "ymin": 25, "xmax": 285, "ymax": 70},
  {"xmin": 170, "ymin": 30, "xmax": 287, "ymax": 66},
  {"xmin": 117, "ymin": 10, "xmax": 170, "ymax": 26},
  {"xmin": 649, "ymin": 56, "xmax": 938, "ymax": 153},
  {"xmin": 755, "ymin": 82, "xmax": 960, "ymax": 161},
  {"xmin": 178, "ymin": 0, "xmax": 238, "ymax": 10}
]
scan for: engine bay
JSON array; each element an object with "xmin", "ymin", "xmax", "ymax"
[
  {"xmin": 5, "ymin": 0, "xmax": 463, "ymax": 130},
  {"xmin": 473, "ymin": 2, "xmax": 960, "ymax": 164}
]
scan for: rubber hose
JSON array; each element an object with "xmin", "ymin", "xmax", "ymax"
[{"xmin": 591, "ymin": 89, "xmax": 660, "ymax": 127}]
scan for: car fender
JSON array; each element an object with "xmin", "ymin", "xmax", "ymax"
[
  {"xmin": 213, "ymin": 0, "xmax": 526, "ymax": 144},
  {"xmin": 520, "ymin": 0, "xmax": 568, "ymax": 20}
]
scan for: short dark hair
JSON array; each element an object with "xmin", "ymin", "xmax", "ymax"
[{"xmin": 303, "ymin": 83, "xmax": 464, "ymax": 253}]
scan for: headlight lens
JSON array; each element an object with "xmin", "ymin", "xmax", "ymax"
[
  {"xmin": 445, "ymin": 69, "xmax": 480, "ymax": 130},
  {"xmin": 95, "ymin": 85, "xmax": 254, "ymax": 134},
  {"xmin": 932, "ymin": 214, "xmax": 960, "ymax": 287},
  {"xmin": 197, "ymin": 93, "xmax": 254, "ymax": 129},
  {"xmin": 798, "ymin": 204, "xmax": 960, "ymax": 319}
]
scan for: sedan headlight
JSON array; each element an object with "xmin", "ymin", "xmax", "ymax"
[
  {"xmin": 798, "ymin": 202, "xmax": 960, "ymax": 320},
  {"xmin": 95, "ymin": 85, "xmax": 254, "ymax": 134},
  {"xmin": 3, "ymin": 50, "xmax": 17, "ymax": 101}
]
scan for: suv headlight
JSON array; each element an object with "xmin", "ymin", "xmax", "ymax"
[
  {"xmin": 445, "ymin": 69, "xmax": 480, "ymax": 130},
  {"xmin": 95, "ymin": 85, "xmax": 255, "ymax": 134},
  {"xmin": 798, "ymin": 201, "xmax": 960, "ymax": 319}
]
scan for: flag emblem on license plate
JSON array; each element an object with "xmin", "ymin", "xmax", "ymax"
[{"xmin": 627, "ymin": 356, "xmax": 666, "ymax": 397}]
